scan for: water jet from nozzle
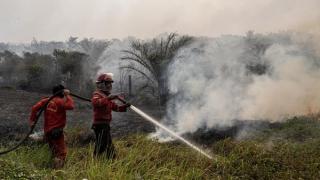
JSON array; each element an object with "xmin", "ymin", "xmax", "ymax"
[{"xmin": 130, "ymin": 105, "xmax": 213, "ymax": 160}]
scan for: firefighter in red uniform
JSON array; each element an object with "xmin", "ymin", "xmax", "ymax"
[
  {"xmin": 29, "ymin": 85, "xmax": 74, "ymax": 168},
  {"xmin": 92, "ymin": 73, "xmax": 130, "ymax": 158}
]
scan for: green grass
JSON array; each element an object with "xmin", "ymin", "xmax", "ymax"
[{"xmin": 1, "ymin": 116, "xmax": 320, "ymax": 179}]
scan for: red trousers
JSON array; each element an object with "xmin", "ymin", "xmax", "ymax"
[{"xmin": 46, "ymin": 133, "xmax": 67, "ymax": 160}]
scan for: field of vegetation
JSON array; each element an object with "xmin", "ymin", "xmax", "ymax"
[{"xmin": 1, "ymin": 116, "xmax": 319, "ymax": 179}]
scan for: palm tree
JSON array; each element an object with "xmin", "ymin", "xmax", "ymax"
[{"xmin": 121, "ymin": 33, "xmax": 193, "ymax": 105}]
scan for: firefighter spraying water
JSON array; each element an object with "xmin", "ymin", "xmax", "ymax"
[
  {"xmin": 90, "ymin": 73, "xmax": 213, "ymax": 160},
  {"xmin": 73, "ymin": 94, "xmax": 214, "ymax": 160},
  {"xmin": 92, "ymin": 73, "xmax": 213, "ymax": 160},
  {"xmin": 91, "ymin": 73, "xmax": 130, "ymax": 159}
]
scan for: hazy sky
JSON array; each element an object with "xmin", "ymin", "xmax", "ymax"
[{"xmin": 0, "ymin": 0, "xmax": 319, "ymax": 42}]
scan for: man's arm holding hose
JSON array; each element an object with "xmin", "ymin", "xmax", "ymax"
[
  {"xmin": 110, "ymin": 95, "xmax": 131, "ymax": 112},
  {"xmin": 71, "ymin": 92, "xmax": 130, "ymax": 110}
]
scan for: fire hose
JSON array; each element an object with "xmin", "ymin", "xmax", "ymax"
[
  {"xmin": 0, "ymin": 91, "xmax": 213, "ymax": 159},
  {"xmin": 0, "ymin": 91, "xmax": 127, "ymax": 155}
]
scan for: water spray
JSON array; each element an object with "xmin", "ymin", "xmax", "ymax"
[
  {"xmin": 130, "ymin": 105, "xmax": 213, "ymax": 159},
  {"xmin": 89, "ymin": 96, "xmax": 214, "ymax": 159},
  {"xmin": 71, "ymin": 93, "xmax": 214, "ymax": 159}
]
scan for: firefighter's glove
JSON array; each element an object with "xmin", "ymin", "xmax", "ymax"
[{"xmin": 125, "ymin": 103, "xmax": 131, "ymax": 108}]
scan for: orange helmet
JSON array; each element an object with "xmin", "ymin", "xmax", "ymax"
[{"xmin": 96, "ymin": 73, "xmax": 114, "ymax": 83}]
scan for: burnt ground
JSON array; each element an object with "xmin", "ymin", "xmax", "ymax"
[
  {"xmin": 1, "ymin": 88, "xmax": 305, "ymax": 146},
  {"xmin": 0, "ymin": 88, "xmax": 157, "ymax": 143}
]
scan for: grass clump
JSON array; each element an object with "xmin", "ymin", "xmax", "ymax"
[{"xmin": 0, "ymin": 159, "xmax": 44, "ymax": 179}]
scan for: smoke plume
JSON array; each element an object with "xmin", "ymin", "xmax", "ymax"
[{"xmin": 164, "ymin": 33, "xmax": 320, "ymax": 134}]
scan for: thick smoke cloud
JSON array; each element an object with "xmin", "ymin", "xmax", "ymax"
[
  {"xmin": 164, "ymin": 33, "xmax": 320, "ymax": 134},
  {"xmin": 240, "ymin": 44, "xmax": 320, "ymax": 120}
]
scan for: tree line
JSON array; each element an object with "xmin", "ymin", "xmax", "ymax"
[
  {"xmin": 0, "ymin": 49, "xmax": 97, "ymax": 96},
  {"xmin": 0, "ymin": 32, "xmax": 288, "ymax": 106}
]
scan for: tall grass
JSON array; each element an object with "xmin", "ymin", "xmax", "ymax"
[{"xmin": 1, "ymin": 117, "xmax": 320, "ymax": 179}]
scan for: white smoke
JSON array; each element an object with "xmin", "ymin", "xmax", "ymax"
[
  {"xmin": 96, "ymin": 37, "xmax": 149, "ymax": 95},
  {"xmin": 240, "ymin": 44, "xmax": 320, "ymax": 120},
  {"xmin": 97, "ymin": 39, "xmax": 129, "ymax": 74},
  {"xmin": 164, "ymin": 33, "xmax": 320, "ymax": 134},
  {"xmin": 96, "ymin": 38, "xmax": 131, "ymax": 91}
]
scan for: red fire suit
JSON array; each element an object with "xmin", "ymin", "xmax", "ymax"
[
  {"xmin": 91, "ymin": 90, "xmax": 128, "ymax": 157},
  {"xmin": 29, "ymin": 96, "xmax": 74, "ymax": 160}
]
